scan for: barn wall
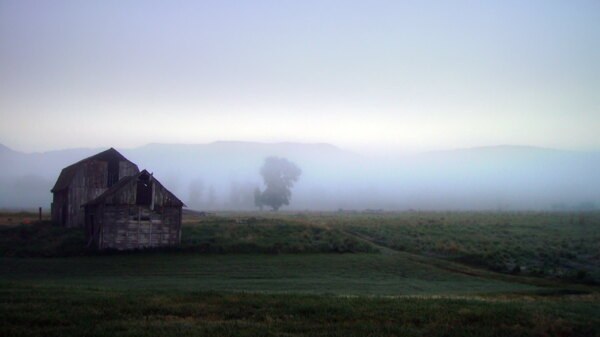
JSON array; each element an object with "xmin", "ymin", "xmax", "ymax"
[
  {"xmin": 152, "ymin": 181, "xmax": 183, "ymax": 207},
  {"xmin": 99, "ymin": 205, "xmax": 181, "ymax": 250},
  {"xmin": 84, "ymin": 203, "xmax": 105, "ymax": 248},
  {"xmin": 102, "ymin": 178, "xmax": 182, "ymax": 207},
  {"xmin": 54, "ymin": 159, "xmax": 140, "ymax": 227},
  {"xmin": 119, "ymin": 161, "xmax": 139, "ymax": 180},
  {"xmin": 51, "ymin": 190, "xmax": 68, "ymax": 225},
  {"xmin": 65, "ymin": 162, "xmax": 108, "ymax": 227},
  {"xmin": 104, "ymin": 181, "xmax": 136, "ymax": 205}
]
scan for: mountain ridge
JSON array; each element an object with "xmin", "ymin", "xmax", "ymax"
[
  {"xmin": 1, "ymin": 141, "xmax": 598, "ymax": 210},
  {"xmin": 0, "ymin": 142, "xmax": 590, "ymax": 158}
]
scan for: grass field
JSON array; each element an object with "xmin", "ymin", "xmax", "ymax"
[
  {"xmin": 322, "ymin": 212, "xmax": 600, "ymax": 283},
  {"xmin": 0, "ymin": 253, "xmax": 543, "ymax": 295},
  {"xmin": 2, "ymin": 284, "xmax": 599, "ymax": 337},
  {"xmin": 1, "ymin": 211, "xmax": 599, "ymax": 336},
  {"xmin": 0, "ymin": 213, "xmax": 375, "ymax": 257}
]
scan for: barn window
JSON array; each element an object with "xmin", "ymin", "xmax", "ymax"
[{"xmin": 136, "ymin": 174, "xmax": 152, "ymax": 205}]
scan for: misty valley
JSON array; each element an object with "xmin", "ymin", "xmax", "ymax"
[
  {"xmin": 2, "ymin": 0, "xmax": 599, "ymax": 335},
  {"xmin": 1, "ymin": 143, "xmax": 600, "ymax": 336},
  {"xmin": 1, "ymin": 142, "xmax": 599, "ymax": 212}
]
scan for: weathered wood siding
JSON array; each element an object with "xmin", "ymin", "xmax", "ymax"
[
  {"xmin": 84, "ymin": 171, "xmax": 183, "ymax": 250},
  {"xmin": 65, "ymin": 160, "xmax": 108, "ymax": 227},
  {"xmin": 53, "ymin": 159, "xmax": 139, "ymax": 227},
  {"xmin": 51, "ymin": 190, "xmax": 68, "ymax": 225},
  {"xmin": 97, "ymin": 178, "xmax": 182, "ymax": 207},
  {"xmin": 119, "ymin": 161, "xmax": 139, "ymax": 182},
  {"xmin": 98, "ymin": 205, "xmax": 181, "ymax": 250}
]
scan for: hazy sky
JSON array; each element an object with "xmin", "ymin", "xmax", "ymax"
[{"xmin": 1, "ymin": 0, "xmax": 599, "ymax": 153}]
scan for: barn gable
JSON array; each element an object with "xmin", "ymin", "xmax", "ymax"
[
  {"xmin": 50, "ymin": 148, "xmax": 140, "ymax": 227},
  {"xmin": 51, "ymin": 148, "xmax": 138, "ymax": 192},
  {"xmin": 84, "ymin": 170, "xmax": 185, "ymax": 208},
  {"xmin": 83, "ymin": 170, "xmax": 184, "ymax": 250}
]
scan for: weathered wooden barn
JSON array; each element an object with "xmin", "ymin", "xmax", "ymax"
[
  {"xmin": 51, "ymin": 148, "xmax": 139, "ymax": 227},
  {"xmin": 83, "ymin": 170, "xmax": 184, "ymax": 250}
]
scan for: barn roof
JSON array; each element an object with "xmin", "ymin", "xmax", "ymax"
[
  {"xmin": 51, "ymin": 148, "xmax": 138, "ymax": 192},
  {"xmin": 83, "ymin": 170, "xmax": 185, "ymax": 207}
]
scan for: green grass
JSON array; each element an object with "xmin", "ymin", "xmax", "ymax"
[
  {"xmin": 0, "ymin": 214, "xmax": 375, "ymax": 257},
  {"xmin": 318, "ymin": 212, "xmax": 600, "ymax": 283},
  {"xmin": 5, "ymin": 211, "xmax": 598, "ymax": 285},
  {"xmin": 0, "ymin": 221, "xmax": 87, "ymax": 257},
  {"xmin": 180, "ymin": 215, "xmax": 376, "ymax": 253},
  {"xmin": 0, "ymin": 253, "xmax": 542, "ymax": 295},
  {"xmin": 1, "ymin": 211, "xmax": 599, "ymax": 336},
  {"xmin": 1, "ymin": 283, "xmax": 599, "ymax": 337}
]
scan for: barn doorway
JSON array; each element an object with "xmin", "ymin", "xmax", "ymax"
[{"xmin": 136, "ymin": 173, "xmax": 152, "ymax": 205}]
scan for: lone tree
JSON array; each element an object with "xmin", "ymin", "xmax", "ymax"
[{"xmin": 255, "ymin": 157, "xmax": 301, "ymax": 211}]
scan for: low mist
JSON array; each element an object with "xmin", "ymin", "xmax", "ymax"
[{"xmin": 0, "ymin": 142, "xmax": 598, "ymax": 211}]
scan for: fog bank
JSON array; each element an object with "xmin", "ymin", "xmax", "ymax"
[{"xmin": 0, "ymin": 142, "xmax": 598, "ymax": 211}]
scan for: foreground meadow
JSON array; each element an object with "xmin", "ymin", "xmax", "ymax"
[
  {"xmin": 0, "ymin": 211, "xmax": 599, "ymax": 336},
  {"xmin": 2, "ymin": 283, "xmax": 599, "ymax": 337}
]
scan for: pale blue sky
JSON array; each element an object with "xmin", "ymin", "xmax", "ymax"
[{"xmin": 1, "ymin": 0, "xmax": 599, "ymax": 153}]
